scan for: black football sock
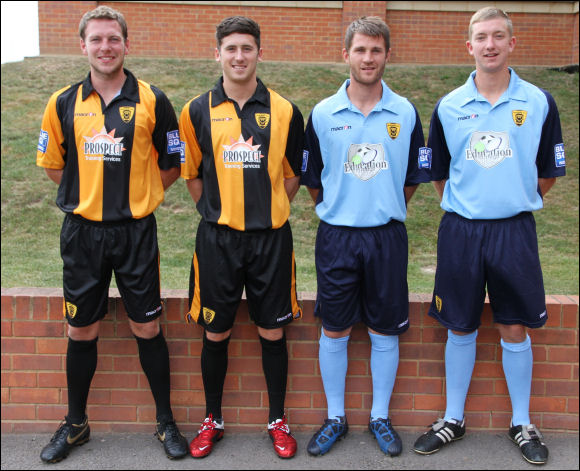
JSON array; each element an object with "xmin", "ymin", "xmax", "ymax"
[
  {"xmin": 201, "ymin": 333, "xmax": 230, "ymax": 421},
  {"xmin": 66, "ymin": 337, "xmax": 98, "ymax": 423},
  {"xmin": 135, "ymin": 330, "xmax": 173, "ymax": 423},
  {"xmin": 260, "ymin": 334, "xmax": 288, "ymax": 423}
]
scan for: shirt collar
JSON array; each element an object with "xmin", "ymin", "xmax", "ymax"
[
  {"xmin": 82, "ymin": 68, "xmax": 140, "ymax": 103},
  {"xmin": 460, "ymin": 67, "xmax": 527, "ymax": 106},
  {"xmin": 210, "ymin": 76, "xmax": 270, "ymax": 107},
  {"xmin": 331, "ymin": 79, "xmax": 399, "ymax": 115}
]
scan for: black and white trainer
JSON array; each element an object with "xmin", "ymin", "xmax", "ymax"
[
  {"xmin": 413, "ymin": 418, "xmax": 465, "ymax": 455},
  {"xmin": 509, "ymin": 423, "xmax": 549, "ymax": 465}
]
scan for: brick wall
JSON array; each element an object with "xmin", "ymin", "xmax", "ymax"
[
  {"xmin": 37, "ymin": 1, "xmax": 579, "ymax": 66},
  {"xmin": 1, "ymin": 288, "xmax": 578, "ymax": 434}
]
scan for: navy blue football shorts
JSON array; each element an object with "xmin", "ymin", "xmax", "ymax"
[
  {"xmin": 314, "ymin": 220, "xmax": 410, "ymax": 335},
  {"xmin": 60, "ymin": 213, "xmax": 163, "ymax": 327},
  {"xmin": 428, "ymin": 211, "xmax": 548, "ymax": 332},
  {"xmin": 187, "ymin": 219, "xmax": 302, "ymax": 333}
]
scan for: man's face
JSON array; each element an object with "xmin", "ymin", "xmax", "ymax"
[
  {"xmin": 467, "ymin": 18, "xmax": 515, "ymax": 74},
  {"xmin": 343, "ymin": 33, "xmax": 390, "ymax": 87},
  {"xmin": 215, "ymin": 33, "xmax": 262, "ymax": 85},
  {"xmin": 80, "ymin": 19, "xmax": 128, "ymax": 79}
]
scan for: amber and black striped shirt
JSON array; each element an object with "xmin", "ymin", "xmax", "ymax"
[
  {"xmin": 179, "ymin": 78, "xmax": 304, "ymax": 231},
  {"xmin": 37, "ymin": 69, "xmax": 181, "ymax": 222}
]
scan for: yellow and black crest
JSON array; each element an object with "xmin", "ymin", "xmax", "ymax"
[
  {"xmin": 65, "ymin": 301, "xmax": 78, "ymax": 318},
  {"xmin": 119, "ymin": 106, "xmax": 135, "ymax": 123},
  {"xmin": 386, "ymin": 123, "xmax": 400, "ymax": 139},
  {"xmin": 435, "ymin": 295, "xmax": 442, "ymax": 313},
  {"xmin": 203, "ymin": 307, "xmax": 216, "ymax": 324},
  {"xmin": 512, "ymin": 110, "xmax": 527, "ymax": 127},
  {"xmin": 255, "ymin": 113, "xmax": 270, "ymax": 129}
]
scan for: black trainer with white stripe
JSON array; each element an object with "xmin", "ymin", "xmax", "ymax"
[
  {"xmin": 509, "ymin": 423, "xmax": 549, "ymax": 465},
  {"xmin": 413, "ymin": 418, "xmax": 466, "ymax": 455}
]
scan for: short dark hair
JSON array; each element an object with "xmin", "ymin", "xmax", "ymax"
[
  {"xmin": 216, "ymin": 16, "xmax": 260, "ymax": 49},
  {"xmin": 79, "ymin": 6, "xmax": 128, "ymax": 40},
  {"xmin": 345, "ymin": 16, "xmax": 390, "ymax": 52}
]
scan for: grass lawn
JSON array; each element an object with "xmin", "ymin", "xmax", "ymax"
[{"xmin": 1, "ymin": 56, "xmax": 577, "ymax": 294}]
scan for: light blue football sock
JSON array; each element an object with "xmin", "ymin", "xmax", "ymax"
[
  {"xmin": 501, "ymin": 334, "xmax": 532, "ymax": 426},
  {"xmin": 319, "ymin": 329, "xmax": 349, "ymax": 420},
  {"xmin": 444, "ymin": 329, "xmax": 477, "ymax": 422},
  {"xmin": 369, "ymin": 332, "xmax": 399, "ymax": 421}
]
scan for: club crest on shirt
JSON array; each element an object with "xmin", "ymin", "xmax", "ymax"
[
  {"xmin": 344, "ymin": 143, "xmax": 388, "ymax": 181},
  {"xmin": 119, "ymin": 106, "xmax": 135, "ymax": 123},
  {"xmin": 465, "ymin": 131, "xmax": 513, "ymax": 169},
  {"xmin": 255, "ymin": 113, "xmax": 270, "ymax": 129},
  {"xmin": 386, "ymin": 123, "xmax": 400, "ymax": 139},
  {"xmin": 512, "ymin": 110, "xmax": 527, "ymax": 127}
]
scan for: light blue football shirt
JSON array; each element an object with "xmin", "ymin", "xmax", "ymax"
[
  {"xmin": 429, "ymin": 68, "xmax": 566, "ymax": 219},
  {"xmin": 301, "ymin": 79, "xmax": 429, "ymax": 227}
]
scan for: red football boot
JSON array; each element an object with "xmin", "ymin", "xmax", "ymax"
[
  {"xmin": 189, "ymin": 415, "xmax": 224, "ymax": 458},
  {"xmin": 268, "ymin": 416, "xmax": 297, "ymax": 459}
]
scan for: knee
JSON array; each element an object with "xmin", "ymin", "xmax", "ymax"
[
  {"xmin": 497, "ymin": 324, "xmax": 527, "ymax": 343},
  {"xmin": 205, "ymin": 329, "xmax": 232, "ymax": 342},
  {"xmin": 68, "ymin": 322, "xmax": 99, "ymax": 341},
  {"xmin": 130, "ymin": 319, "xmax": 161, "ymax": 339}
]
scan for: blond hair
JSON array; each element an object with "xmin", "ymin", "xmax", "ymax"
[
  {"xmin": 468, "ymin": 7, "xmax": 513, "ymax": 39},
  {"xmin": 79, "ymin": 6, "xmax": 128, "ymax": 40}
]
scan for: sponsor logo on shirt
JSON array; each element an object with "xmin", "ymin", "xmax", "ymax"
[
  {"xmin": 512, "ymin": 110, "xmax": 527, "ymax": 127},
  {"xmin": 465, "ymin": 131, "xmax": 513, "ymax": 168},
  {"xmin": 222, "ymin": 134, "xmax": 264, "ymax": 169},
  {"xmin": 330, "ymin": 125, "xmax": 352, "ymax": 132},
  {"xmin": 344, "ymin": 143, "xmax": 388, "ymax": 181},
  {"xmin": 38, "ymin": 130, "xmax": 49, "ymax": 152},
  {"xmin": 167, "ymin": 130, "xmax": 182, "ymax": 154},
  {"xmin": 302, "ymin": 150, "xmax": 309, "ymax": 173},
  {"xmin": 554, "ymin": 143, "xmax": 566, "ymax": 168},
  {"xmin": 418, "ymin": 147, "xmax": 432, "ymax": 169},
  {"xmin": 457, "ymin": 114, "xmax": 479, "ymax": 121},
  {"xmin": 83, "ymin": 126, "xmax": 125, "ymax": 162}
]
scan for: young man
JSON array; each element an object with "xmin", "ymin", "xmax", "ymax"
[
  {"xmin": 301, "ymin": 16, "xmax": 430, "ymax": 457},
  {"xmin": 179, "ymin": 16, "xmax": 304, "ymax": 459},
  {"xmin": 36, "ymin": 6, "xmax": 188, "ymax": 463},
  {"xmin": 412, "ymin": 7, "xmax": 566, "ymax": 465}
]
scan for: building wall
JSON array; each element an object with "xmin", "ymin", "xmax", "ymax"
[
  {"xmin": 37, "ymin": 1, "xmax": 579, "ymax": 66},
  {"xmin": 1, "ymin": 288, "xmax": 578, "ymax": 434}
]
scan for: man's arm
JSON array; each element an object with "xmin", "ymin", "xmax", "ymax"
[
  {"xmin": 538, "ymin": 177, "xmax": 556, "ymax": 197},
  {"xmin": 45, "ymin": 168, "xmax": 63, "ymax": 185},
  {"xmin": 404, "ymin": 184, "xmax": 418, "ymax": 203},
  {"xmin": 307, "ymin": 187, "xmax": 319, "ymax": 204},
  {"xmin": 185, "ymin": 178, "xmax": 203, "ymax": 203},
  {"xmin": 160, "ymin": 167, "xmax": 180, "ymax": 190},
  {"xmin": 432, "ymin": 179, "xmax": 447, "ymax": 201},
  {"xmin": 284, "ymin": 176, "xmax": 300, "ymax": 202}
]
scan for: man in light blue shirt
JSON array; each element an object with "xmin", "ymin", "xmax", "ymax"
[
  {"xmin": 302, "ymin": 16, "xmax": 430, "ymax": 457},
  {"xmin": 413, "ymin": 7, "xmax": 565, "ymax": 465}
]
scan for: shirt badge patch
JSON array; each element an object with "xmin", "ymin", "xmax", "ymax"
[
  {"xmin": 119, "ymin": 106, "xmax": 135, "ymax": 123},
  {"xmin": 179, "ymin": 141, "xmax": 186, "ymax": 164},
  {"xmin": 554, "ymin": 143, "xmax": 566, "ymax": 168},
  {"xmin": 344, "ymin": 143, "xmax": 388, "ymax": 181},
  {"xmin": 466, "ymin": 131, "xmax": 513, "ymax": 169},
  {"xmin": 418, "ymin": 147, "xmax": 432, "ymax": 169},
  {"xmin": 255, "ymin": 113, "xmax": 270, "ymax": 129},
  {"xmin": 302, "ymin": 150, "xmax": 309, "ymax": 173},
  {"xmin": 386, "ymin": 123, "xmax": 400, "ymax": 139},
  {"xmin": 37, "ymin": 130, "xmax": 49, "ymax": 153},
  {"xmin": 512, "ymin": 110, "xmax": 528, "ymax": 127},
  {"xmin": 167, "ymin": 130, "xmax": 181, "ymax": 154}
]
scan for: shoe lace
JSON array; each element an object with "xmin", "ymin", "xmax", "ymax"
[
  {"xmin": 50, "ymin": 420, "xmax": 72, "ymax": 443},
  {"xmin": 269, "ymin": 417, "xmax": 290, "ymax": 435},
  {"xmin": 199, "ymin": 414, "xmax": 220, "ymax": 434},
  {"xmin": 160, "ymin": 420, "xmax": 180, "ymax": 440},
  {"xmin": 521, "ymin": 424, "xmax": 543, "ymax": 441}
]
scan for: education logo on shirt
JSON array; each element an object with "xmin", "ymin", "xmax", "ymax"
[
  {"xmin": 386, "ymin": 123, "xmax": 400, "ymax": 139},
  {"xmin": 83, "ymin": 126, "xmax": 125, "ymax": 162},
  {"xmin": 512, "ymin": 110, "xmax": 527, "ymax": 127},
  {"xmin": 344, "ymin": 143, "xmax": 388, "ymax": 181},
  {"xmin": 465, "ymin": 131, "xmax": 513, "ymax": 169}
]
